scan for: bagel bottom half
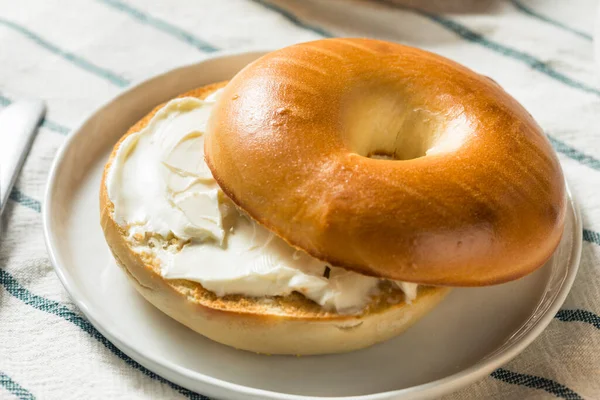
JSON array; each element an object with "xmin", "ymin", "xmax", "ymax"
[{"xmin": 99, "ymin": 82, "xmax": 450, "ymax": 355}]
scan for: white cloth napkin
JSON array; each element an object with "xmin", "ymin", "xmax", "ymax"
[{"xmin": 1, "ymin": 0, "xmax": 599, "ymax": 398}]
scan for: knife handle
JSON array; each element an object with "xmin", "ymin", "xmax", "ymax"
[{"xmin": 0, "ymin": 100, "xmax": 46, "ymax": 216}]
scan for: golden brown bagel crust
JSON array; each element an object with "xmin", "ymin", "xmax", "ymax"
[
  {"xmin": 205, "ymin": 38, "xmax": 566, "ymax": 286},
  {"xmin": 99, "ymin": 83, "xmax": 450, "ymax": 355}
]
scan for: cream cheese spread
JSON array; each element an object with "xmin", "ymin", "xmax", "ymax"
[{"xmin": 106, "ymin": 89, "xmax": 418, "ymax": 314}]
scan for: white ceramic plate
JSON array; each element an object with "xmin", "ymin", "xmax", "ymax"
[{"xmin": 44, "ymin": 51, "xmax": 582, "ymax": 400}]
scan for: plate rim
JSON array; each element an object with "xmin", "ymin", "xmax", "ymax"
[{"xmin": 43, "ymin": 49, "xmax": 583, "ymax": 400}]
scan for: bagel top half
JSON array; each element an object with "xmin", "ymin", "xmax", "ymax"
[{"xmin": 205, "ymin": 38, "xmax": 566, "ymax": 286}]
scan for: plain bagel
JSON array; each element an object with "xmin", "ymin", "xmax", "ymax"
[{"xmin": 205, "ymin": 38, "xmax": 566, "ymax": 286}]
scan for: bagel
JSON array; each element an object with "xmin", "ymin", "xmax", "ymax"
[
  {"xmin": 101, "ymin": 38, "xmax": 565, "ymax": 355},
  {"xmin": 101, "ymin": 83, "xmax": 450, "ymax": 355},
  {"xmin": 205, "ymin": 38, "xmax": 566, "ymax": 286}
]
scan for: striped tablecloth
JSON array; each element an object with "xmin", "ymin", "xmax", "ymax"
[{"xmin": 1, "ymin": 0, "xmax": 599, "ymax": 399}]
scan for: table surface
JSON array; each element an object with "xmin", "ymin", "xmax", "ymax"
[{"xmin": 1, "ymin": 0, "xmax": 599, "ymax": 399}]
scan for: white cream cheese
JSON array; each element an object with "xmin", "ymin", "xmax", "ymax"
[{"xmin": 106, "ymin": 89, "xmax": 418, "ymax": 314}]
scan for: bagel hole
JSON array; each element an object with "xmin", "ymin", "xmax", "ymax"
[
  {"xmin": 367, "ymin": 151, "xmax": 397, "ymax": 160},
  {"xmin": 342, "ymin": 91, "xmax": 441, "ymax": 161}
]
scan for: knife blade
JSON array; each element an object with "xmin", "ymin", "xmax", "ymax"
[{"xmin": 0, "ymin": 100, "xmax": 46, "ymax": 216}]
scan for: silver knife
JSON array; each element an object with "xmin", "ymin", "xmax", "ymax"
[{"xmin": 0, "ymin": 100, "xmax": 46, "ymax": 216}]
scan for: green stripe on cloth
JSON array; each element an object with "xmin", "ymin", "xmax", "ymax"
[
  {"xmin": 556, "ymin": 309, "xmax": 600, "ymax": 330},
  {"xmin": 8, "ymin": 189, "xmax": 41, "ymax": 213},
  {"xmin": 510, "ymin": 0, "xmax": 592, "ymax": 41},
  {"xmin": 491, "ymin": 368, "xmax": 583, "ymax": 399},
  {"xmin": 97, "ymin": 0, "xmax": 219, "ymax": 52},
  {"xmin": 0, "ymin": 268, "xmax": 210, "ymax": 400},
  {"xmin": 583, "ymin": 229, "xmax": 600, "ymax": 246},
  {"xmin": 0, "ymin": 372, "xmax": 35, "ymax": 400},
  {"xmin": 0, "ymin": 17, "xmax": 129, "ymax": 87},
  {"xmin": 548, "ymin": 137, "xmax": 600, "ymax": 172},
  {"xmin": 251, "ymin": 0, "xmax": 334, "ymax": 37},
  {"xmin": 0, "ymin": 93, "xmax": 10, "ymax": 106},
  {"xmin": 41, "ymin": 118, "xmax": 70, "ymax": 135},
  {"xmin": 375, "ymin": 1, "xmax": 600, "ymax": 97}
]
